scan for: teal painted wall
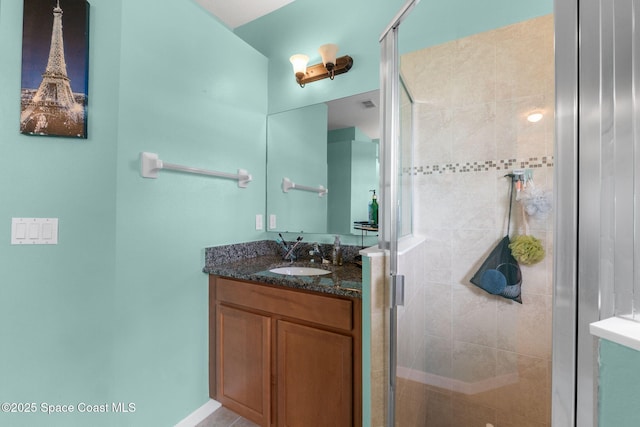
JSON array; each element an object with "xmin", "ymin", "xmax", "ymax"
[
  {"xmin": 328, "ymin": 126, "xmax": 370, "ymax": 143},
  {"xmin": 327, "ymin": 135, "xmax": 353, "ymax": 234},
  {"xmin": 0, "ymin": 0, "xmax": 121, "ymax": 426},
  {"xmin": 112, "ymin": 1, "xmax": 267, "ymax": 425},
  {"xmin": 598, "ymin": 340, "xmax": 640, "ymax": 427},
  {"xmin": 0, "ymin": 0, "xmax": 267, "ymax": 426}
]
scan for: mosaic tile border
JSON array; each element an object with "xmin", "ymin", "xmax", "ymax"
[{"xmin": 404, "ymin": 156, "xmax": 554, "ymax": 175}]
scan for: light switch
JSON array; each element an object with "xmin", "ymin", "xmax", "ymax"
[
  {"xmin": 255, "ymin": 214, "xmax": 263, "ymax": 230},
  {"xmin": 42, "ymin": 223, "xmax": 53, "ymax": 239},
  {"xmin": 269, "ymin": 214, "xmax": 277, "ymax": 230},
  {"xmin": 15, "ymin": 223, "xmax": 27, "ymax": 239},
  {"xmin": 28, "ymin": 223, "xmax": 40, "ymax": 239},
  {"xmin": 11, "ymin": 218, "xmax": 58, "ymax": 245}
]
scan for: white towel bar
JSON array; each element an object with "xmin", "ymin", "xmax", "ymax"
[
  {"xmin": 282, "ymin": 177, "xmax": 327, "ymax": 197},
  {"xmin": 140, "ymin": 152, "xmax": 252, "ymax": 188}
]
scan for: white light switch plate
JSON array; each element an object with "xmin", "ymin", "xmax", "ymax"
[
  {"xmin": 11, "ymin": 218, "xmax": 58, "ymax": 245},
  {"xmin": 269, "ymin": 214, "xmax": 276, "ymax": 230},
  {"xmin": 255, "ymin": 214, "xmax": 263, "ymax": 230}
]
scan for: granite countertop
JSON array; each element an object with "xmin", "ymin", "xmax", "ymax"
[{"xmin": 203, "ymin": 240, "xmax": 363, "ymax": 298}]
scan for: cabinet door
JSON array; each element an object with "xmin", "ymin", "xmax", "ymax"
[
  {"xmin": 276, "ymin": 320, "xmax": 352, "ymax": 427},
  {"xmin": 217, "ymin": 304, "xmax": 271, "ymax": 427}
]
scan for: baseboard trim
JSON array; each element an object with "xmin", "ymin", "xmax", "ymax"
[{"xmin": 174, "ymin": 399, "xmax": 221, "ymax": 427}]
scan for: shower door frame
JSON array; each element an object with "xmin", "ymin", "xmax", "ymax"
[
  {"xmin": 554, "ymin": 0, "xmax": 610, "ymax": 425},
  {"xmin": 552, "ymin": 0, "xmax": 582, "ymax": 425},
  {"xmin": 378, "ymin": 1, "xmax": 420, "ymax": 426},
  {"xmin": 378, "ymin": 0, "xmax": 592, "ymax": 426}
]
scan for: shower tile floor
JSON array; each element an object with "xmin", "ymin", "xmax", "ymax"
[
  {"xmin": 195, "ymin": 406, "xmax": 258, "ymax": 427},
  {"xmin": 394, "ymin": 376, "xmax": 550, "ymax": 427}
]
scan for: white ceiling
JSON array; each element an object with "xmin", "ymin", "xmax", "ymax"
[
  {"xmin": 327, "ymin": 90, "xmax": 380, "ymax": 140},
  {"xmin": 195, "ymin": 0, "xmax": 295, "ymax": 29}
]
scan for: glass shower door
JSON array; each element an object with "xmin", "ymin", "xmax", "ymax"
[{"xmin": 380, "ymin": 1, "xmax": 555, "ymax": 426}]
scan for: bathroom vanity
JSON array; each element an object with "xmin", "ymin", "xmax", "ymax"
[{"xmin": 204, "ymin": 241, "xmax": 362, "ymax": 427}]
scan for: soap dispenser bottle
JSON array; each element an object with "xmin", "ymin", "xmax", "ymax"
[
  {"xmin": 369, "ymin": 190, "xmax": 378, "ymax": 225},
  {"xmin": 332, "ymin": 235, "xmax": 343, "ymax": 266}
]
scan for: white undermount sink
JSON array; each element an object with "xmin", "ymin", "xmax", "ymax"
[{"xmin": 269, "ymin": 266, "xmax": 331, "ymax": 276}]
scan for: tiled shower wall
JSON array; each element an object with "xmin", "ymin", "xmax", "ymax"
[{"xmin": 394, "ymin": 14, "xmax": 554, "ymax": 426}]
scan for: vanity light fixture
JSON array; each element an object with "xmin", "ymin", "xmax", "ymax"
[{"xmin": 289, "ymin": 43, "xmax": 354, "ymax": 88}]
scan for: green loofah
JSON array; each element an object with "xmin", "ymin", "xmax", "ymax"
[{"xmin": 509, "ymin": 235, "xmax": 545, "ymax": 265}]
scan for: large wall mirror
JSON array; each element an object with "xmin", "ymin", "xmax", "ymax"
[{"xmin": 266, "ymin": 90, "xmax": 380, "ymax": 235}]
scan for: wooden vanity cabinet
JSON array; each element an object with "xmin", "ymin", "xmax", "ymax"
[
  {"xmin": 209, "ymin": 276, "xmax": 362, "ymax": 427},
  {"xmin": 216, "ymin": 304, "xmax": 272, "ymax": 425}
]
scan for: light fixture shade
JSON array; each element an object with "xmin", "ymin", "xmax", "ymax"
[
  {"xmin": 289, "ymin": 54, "xmax": 309, "ymax": 75},
  {"xmin": 318, "ymin": 44, "xmax": 339, "ymax": 67}
]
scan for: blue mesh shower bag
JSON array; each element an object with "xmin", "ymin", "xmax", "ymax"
[
  {"xmin": 470, "ymin": 235, "xmax": 522, "ymax": 303},
  {"xmin": 469, "ymin": 175, "xmax": 523, "ymax": 303}
]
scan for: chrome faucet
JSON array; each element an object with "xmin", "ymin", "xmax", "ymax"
[{"xmin": 309, "ymin": 243, "xmax": 329, "ymax": 264}]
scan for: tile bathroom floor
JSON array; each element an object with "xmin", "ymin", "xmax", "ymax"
[{"xmin": 195, "ymin": 406, "xmax": 259, "ymax": 427}]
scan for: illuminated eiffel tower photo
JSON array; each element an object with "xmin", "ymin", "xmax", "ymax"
[{"xmin": 20, "ymin": 0, "xmax": 89, "ymax": 138}]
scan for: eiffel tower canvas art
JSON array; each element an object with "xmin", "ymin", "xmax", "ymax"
[{"xmin": 20, "ymin": 0, "xmax": 89, "ymax": 138}]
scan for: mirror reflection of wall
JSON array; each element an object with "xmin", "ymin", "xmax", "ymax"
[
  {"xmin": 267, "ymin": 103, "xmax": 329, "ymax": 233},
  {"xmin": 327, "ymin": 127, "xmax": 379, "ymax": 234},
  {"xmin": 266, "ymin": 90, "xmax": 380, "ymax": 235}
]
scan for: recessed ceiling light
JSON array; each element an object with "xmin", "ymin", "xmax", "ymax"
[{"xmin": 527, "ymin": 112, "xmax": 544, "ymax": 123}]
